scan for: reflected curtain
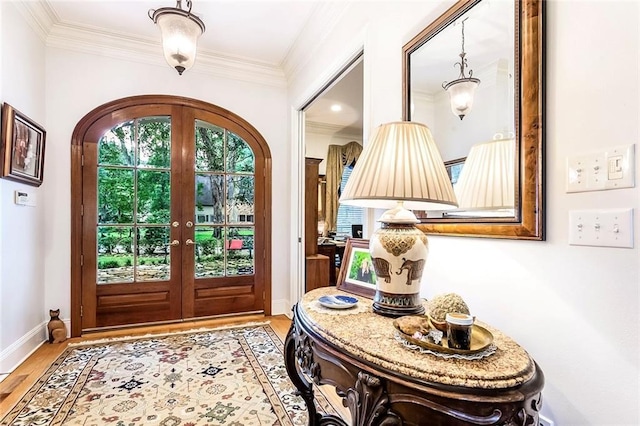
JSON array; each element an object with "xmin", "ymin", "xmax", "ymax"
[{"xmin": 324, "ymin": 141, "xmax": 363, "ymax": 235}]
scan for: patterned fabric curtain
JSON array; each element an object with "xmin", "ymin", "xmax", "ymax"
[{"xmin": 323, "ymin": 141, "xmax": 363, "ymax": 235}]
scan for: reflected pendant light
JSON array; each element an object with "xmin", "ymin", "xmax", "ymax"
[
  {"xmin": 149, "ymin": 0, "xmax": 206, "ymax": 75},
  {"xmin": 442, "ymin": 19, "xmax": 480, "ymax": 120}
]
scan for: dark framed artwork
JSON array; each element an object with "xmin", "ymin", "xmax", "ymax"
[
  {"xmin": 1, "ymin": 103, "xmax": 46, "ymax": 186},
  {"xmin": 336, "ymin": 238, "xmax": 376, "ymax": 298}
]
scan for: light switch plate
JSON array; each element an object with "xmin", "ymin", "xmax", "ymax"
[
  {"xmin": 569, "ymin": 208, "xmax": 634, "ymax": 248},
  {"xmin": 566, "ymin": 144, "xmax": 635, "ymax": 192}
]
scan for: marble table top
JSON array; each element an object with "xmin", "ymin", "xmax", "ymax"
[{"xmin": 299, "ymin": 287, "xmax": 536, "ymax": 389}]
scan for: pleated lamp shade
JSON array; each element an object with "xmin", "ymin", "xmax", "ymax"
[
  {"xmin": 455, "ymin": 137, "xmax": 515, "ymax": 209},
  {"xmin": 339, "ymin": 122, "xmax": 458, "ymax": 211}
]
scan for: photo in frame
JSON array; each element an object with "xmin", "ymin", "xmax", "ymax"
[
  {"xmin": 336, "ymin": 238, "xmax": 376, "ymax": 298},
  {"xmin": 1, "ymin": 103, "xmax": 46, "ymax": 187}
]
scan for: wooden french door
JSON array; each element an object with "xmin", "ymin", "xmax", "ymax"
[{"xmin": 71, "ymin": 96, "xmax": 271, "ymax": 332}]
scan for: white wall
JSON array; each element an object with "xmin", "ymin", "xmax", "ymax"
[
  {"xmin": 288, "ymin": 1, "xmax": 639, "ymax": 425},
  {"xmin": 0, "ymin": 2, "xmax": 48, "ymax": 376}
]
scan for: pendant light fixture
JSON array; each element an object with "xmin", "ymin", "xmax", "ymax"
[
  {"xmin": 442, "ymin": 19, "xmax": 480, "ymax": 120},
  {"xmin": 149, "ymin": 0, "xmax": 205, "ymax": 75}
]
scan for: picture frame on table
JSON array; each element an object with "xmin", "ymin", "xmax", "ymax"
[
  {"xmin": 336, "ymin": 238, "xmax": 376, "ymax": 299},
  {"xmin": 1, "ymin": 103, "xmax": 46, "ymax": 187}
]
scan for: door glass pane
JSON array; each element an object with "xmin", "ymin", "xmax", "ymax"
[
  {"xmin": 97, "ymin": 116, "xmax": 171, "ymax": 284},
  {"xmin": 196, "ymin": 174, "xmax": 224, "ymax": 224},
  {"xmin": 98, "ymin": 226, "xmax": 134, "ymax": 283},
  {"xmin": 226, "ymin": 131, "xmax": 254, "ymax": 173},
  {"xmin": 99, "ymin": 121, "xmax": 134, "ymax": 166},
  {"xmin": 98, "ymin": 168, "xmax": 134, "ymax": 224},
  {"xmin": 138, "ymin": 170, "xmax": 171, "ymax": 223},
  {"xmin": 194, "ymin": 121, "xmax": 255, "ymax": 278},
  {"xmin": 195, "ymin": 121, "xmax": 224, "ymax": 172},
  {"xmin": 194, "ymin": 226, "xmax": 225, "ymax": 278},
  {"xmin": 136, "ymin": 227, "xmax": 171, "ymax": 281},
  {"xmin": 226, "ymin": 227, "xmax": 254, "ymax": 276},
  {"xmin": 226, "ymin": 175, "xmax": 254, "ymax": 224},
  {"xmin": 137, "ymin": 117, "xmax": 171, "ymax": 169}
]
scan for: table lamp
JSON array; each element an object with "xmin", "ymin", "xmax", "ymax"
[{"xmin": 339, "ymin": 122, "xmax": 457, "ymax": 317}]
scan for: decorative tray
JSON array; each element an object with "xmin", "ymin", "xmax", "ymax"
[{"xmin": 393, "ymin": 316, "xmax": 494, "ymax": 355}]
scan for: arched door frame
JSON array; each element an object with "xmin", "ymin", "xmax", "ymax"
[{"xmin": 70, "ymin": 95, "xmax": 272, "ymax": 337}]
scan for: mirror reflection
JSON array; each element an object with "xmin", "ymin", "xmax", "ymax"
[{"xmin": 407, "ymin": 0, "xmax": 516, "ymax": 219}]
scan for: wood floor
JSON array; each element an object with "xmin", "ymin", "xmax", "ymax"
[{"xmin": 0, "ymin": 314, "xmax": 293, "ymax": 415}]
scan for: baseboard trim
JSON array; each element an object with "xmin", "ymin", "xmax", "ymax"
[
  {"xmin": 0, "ymin": 321, "xmax": 49, "ymax": 380},
  {"xmin": 272, "ymin": 298, "xmax": 293, "ymax": 317}
]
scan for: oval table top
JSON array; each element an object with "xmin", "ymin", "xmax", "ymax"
[{"xmin": 299, "ymin": 287, "xmax": 536, "ymax": 390}]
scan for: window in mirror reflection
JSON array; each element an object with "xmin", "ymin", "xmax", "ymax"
[
  {"xmin": 336, "ymin": 165, "xmax": 363, "ymax": 238},
  {"xmin": 409, "ymin": 0, "xmax": 515, "ymax": 219}
]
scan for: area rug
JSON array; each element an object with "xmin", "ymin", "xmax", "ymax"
[{"xmin": 1, "ymin": 323, "xmax": 339, "ymax": 426}]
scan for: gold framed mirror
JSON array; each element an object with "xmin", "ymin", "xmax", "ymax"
[{"xmin": 403, "ymin": 0, "xmax": 543, "ymax": 240}]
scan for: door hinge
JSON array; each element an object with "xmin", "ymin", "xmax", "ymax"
[
  {"xmin": 263, "ymin": 291, "xmax": 265, "ymax": 301},
  {"xmin": 80, "ymin": 305, "xmax": 83, "ymax": 317},
  {"xmin": 81, "ymin": 154, "xmax": 84, "ymax": 167},
  {"xmin": 80, "ymin": 254, "xmax": 84, "ymax": 266},
  {"xmin": 81, "ymin": 204, "xmax": 84, "ymax": 216}
]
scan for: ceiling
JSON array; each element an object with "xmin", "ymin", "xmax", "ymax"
[
  {"xmin": 304, "ymin": 60, "xmax": 363, "ymax": 135},
  {"xmin": 45, "ymin": 0, "xmax": 321, "ymax": 67}
]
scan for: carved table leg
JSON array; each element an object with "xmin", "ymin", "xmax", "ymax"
[
  {"xmin": 285, "ymin": 321, "xmax": 321, "ymax": 425},
  {"xmin": 285, "ymin": 314, "xmax": 348, "ymax": 426},
  {"xmin": 345, "ymin": 371, "xmax": 402, "ymax": 426}
]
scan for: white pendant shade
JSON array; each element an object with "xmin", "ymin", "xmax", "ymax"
[
  {"xmin": 150, "ymin": 1, "xmax": 205, "ymax": 75},
  {"xmin": 339, "ymin": 122, "xmax": 458, "ymax": 211},
  {"xmin": 454, "ymin": 137, "xmax": 515, "ymax": 209},
  {"xmin": 443, "ymin": 78, "xmax": 480, "ymax": 120}
]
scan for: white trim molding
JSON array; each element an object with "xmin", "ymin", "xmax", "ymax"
[{"xmin": 0, "ymin": 321, "xmax": 48, "ymax": 379}]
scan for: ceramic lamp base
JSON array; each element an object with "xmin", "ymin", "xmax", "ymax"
[
  {"xmin": 372, "ymin": 290, "xmax": 425, "ymax": 317},
  {"xmin": 369, "ymin": 204, "xmax": 429, "ymax": 318}
]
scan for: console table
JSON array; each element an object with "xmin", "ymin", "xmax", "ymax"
[{"xmin": 284, "ymin": 288, "xmax": 544, "ymax": 425}]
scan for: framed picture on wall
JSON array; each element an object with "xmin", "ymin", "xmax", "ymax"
[
  {"xmin": 1, "ymin": 103, "xmax": 46, "ymax": 187},
  {"xmin": 336, "ymin": 238, "xmax": 376, "ymax": 298}
]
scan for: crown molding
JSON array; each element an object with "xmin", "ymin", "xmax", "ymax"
[
  {"xmin": 282, "ymin": 2, "xmax": 351, "ymax": 84},
  {"xmin": 16, "ymin": 0, "xmax": 288, "ymax": 87},
  {"xmin": 14, "ymin": 0, "xmax": 351, "ymax": 87},
  {"xmin": 13, "ymin": 0, "xmax": 57, "ymax": 42},
  {"xmin": 306, "ymin": 121, "xmax": 362, "ymax": 139}
]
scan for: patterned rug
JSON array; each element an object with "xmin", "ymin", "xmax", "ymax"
[{"xmin": 1, "ymin": 323, "xmax": 339, "ymax": 426}]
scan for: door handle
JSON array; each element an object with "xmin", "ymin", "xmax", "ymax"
[
  {"xmin": 185, "ymin": 239, "xmax": 197, "ymax": 246},
  {"xmin": 168, "ymin": 240, "xmax": 180, "ymax": 246},
  {"xmin": 186, "ymin": 221, "xmax": 193, "ymax": 228}
]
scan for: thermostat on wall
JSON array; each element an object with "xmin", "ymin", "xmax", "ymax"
[{"xmin": 14, "ymin": 190, "xmax": 36, "ymax": 207}]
